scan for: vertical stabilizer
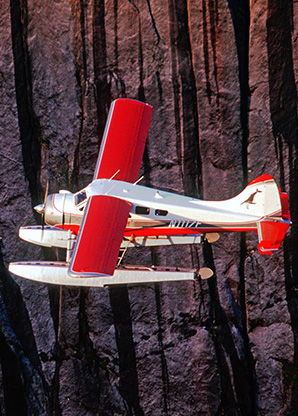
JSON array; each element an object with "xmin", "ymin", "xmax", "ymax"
[
  {"xmin": 239, "ymin": 175, "xmax": 291, "ymax": 254},
  {"xmin": 228, "ymin": 175, "xmax": 290, "ymax": 254}
]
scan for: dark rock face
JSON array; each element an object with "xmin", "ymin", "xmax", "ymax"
[{"xmin": 0, "ymin": 0, "xmax": 298, "ymax": 414}]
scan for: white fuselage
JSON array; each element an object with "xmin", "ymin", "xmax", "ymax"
[
  {"xmin": 40, "ymin": 177, "xmax": 282, "ymax": 239},
  {"xmin": 86, "ymin": 179, "xmax": 263, "ymax": 230}
]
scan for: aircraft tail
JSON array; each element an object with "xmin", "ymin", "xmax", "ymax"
[{"xmin": 229, "ymin": 175, "xmax": 291, "ymax": 254}]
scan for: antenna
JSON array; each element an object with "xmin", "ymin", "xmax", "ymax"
[{"xmin": 133, "ymin": 175, "xmax": 144, "ymax": 185}]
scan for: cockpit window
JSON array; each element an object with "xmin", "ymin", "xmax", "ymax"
[{"xmin": 75, "ymin": 190, "xmax": 87, "ymax": 206}]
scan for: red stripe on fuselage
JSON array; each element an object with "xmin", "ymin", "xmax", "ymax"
[
  {"xmin": 124, "ymin": 226, "xmax": 257, "ymax": 238},
  {"xmin": 53, "ymin": 224, "xmax": 258, "ymax": 238},
  {"xmin": 56, "ymin": 224, "xmax": 80, "ymax": 234}
]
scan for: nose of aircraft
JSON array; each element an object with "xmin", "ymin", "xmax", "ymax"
[{"xmin": 34, "ymin": 204, "xmax": 45, "ymax": 214}]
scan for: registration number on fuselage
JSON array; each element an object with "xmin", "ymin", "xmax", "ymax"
[{"xmin": 169, "ymin": 220, "xmax": 201, "ymax": 228}]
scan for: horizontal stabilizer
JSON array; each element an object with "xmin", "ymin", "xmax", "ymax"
[{"xmin": 257, "ymin": 219, "xmax": 290, "ymax": 254}]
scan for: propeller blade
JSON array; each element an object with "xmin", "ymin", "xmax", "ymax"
[
  {"xmin": 62, "ymin": 194, "xmax": 66, "ymax": 230},
  {"xmin": 38, "ymin": 176, "xmax": 50, "ymax": 239},
  {"xmin": 43, "ymin": 179, "xmax": 49, "ymax": 206}
]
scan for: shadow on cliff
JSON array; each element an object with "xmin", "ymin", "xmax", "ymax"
[{"xmin": 0, "ymin": 245, "xmax": 47, "ymax": 414}]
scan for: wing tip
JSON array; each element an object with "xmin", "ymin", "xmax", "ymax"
[{"xmin": 112, "ymin": 97, "xmax": 153, "ymax": 110}]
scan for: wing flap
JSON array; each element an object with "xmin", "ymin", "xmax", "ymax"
[
  {"xmin": 69, "ymin": 196, "xmax": 131, "ymax": 276},
  {"xmin": 93, "ymin": 98, "xmax": 153, "ymax": 182}
]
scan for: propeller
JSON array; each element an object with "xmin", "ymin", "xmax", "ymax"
[
  {"xmin": 34, "ymin": 173, "xmax": 50, "ymax": 238},
  {"xmin": 61, "ymin": 193, "xmax": 66, "ymax": 230}
]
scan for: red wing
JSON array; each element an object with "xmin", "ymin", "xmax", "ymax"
[
  {"xmin": 69, "ymin": 196, "xmax": 131, "ymax": 276},
  {"xmin": 93, "ymin": 98, "xmax": 153, "ymax": 182}
]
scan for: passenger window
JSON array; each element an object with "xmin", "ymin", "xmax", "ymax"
[
  {"xmin": 155, "ymin": 209, "xmax": 168, "ymax": 216},
  {"xmin": 135, "ymin": 206, "xmax": 150, "ymax": 215}
]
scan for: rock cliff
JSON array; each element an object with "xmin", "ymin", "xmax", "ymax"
[{"xmin": 0, "ymin": 0, "xmax": 298, "ymax": 414}]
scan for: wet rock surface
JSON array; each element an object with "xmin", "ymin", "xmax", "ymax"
[{"xmin": 0, "ymin": 0, "xmax": 298, "ymax": 414}]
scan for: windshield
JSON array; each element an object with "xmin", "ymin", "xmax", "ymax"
[{"xmin": 74, "ymin": 190, "xmax": 87, "ymax": 206}]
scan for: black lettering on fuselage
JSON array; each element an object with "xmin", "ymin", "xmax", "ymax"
[{"xmin": 169, "ymin": 220, "xmax": 200, "ymax": 228}]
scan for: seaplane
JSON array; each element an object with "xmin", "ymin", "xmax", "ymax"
[{"xmin": 9, "ymin": 99, "xmax": 291, "ymax": 287}]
